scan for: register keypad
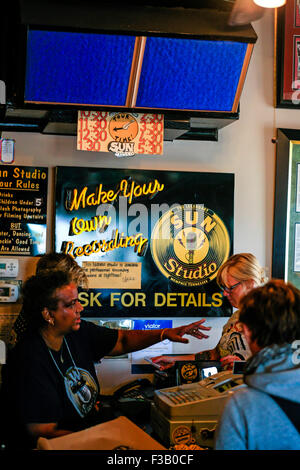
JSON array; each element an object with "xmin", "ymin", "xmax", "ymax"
[{"xmin": 160, "ymin": 389, "xmax": 205, "ymax": 404}]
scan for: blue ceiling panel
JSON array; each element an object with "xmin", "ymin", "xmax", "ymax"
[
  {"xmin": 25, "ymin": 30, "xmax": 136, "ymax": 106},
  {"xmin": 136, "ymin": 37, "xmax": 248, "ymax": 112}
]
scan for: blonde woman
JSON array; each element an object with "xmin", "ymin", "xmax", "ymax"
[
  {"xmin": 213, "ymin": 253, "xmax": 267, "ymax": 368},
  {"xmin": 152, "ymin": 253, "xmax": 267, "ymax": 371}
]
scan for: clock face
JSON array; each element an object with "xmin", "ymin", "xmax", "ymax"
[{"xmin": 108, "ymin": 113, "xmax": 139, "ymax": 142}]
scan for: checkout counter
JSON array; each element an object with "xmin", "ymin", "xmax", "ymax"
[
  {"xmin": 108, "ymin": 359, "xmax": 245, "ymax": 449},
  {"xmin": 35, "ymin": 361, "xmax": 245, "ymax": 450}
]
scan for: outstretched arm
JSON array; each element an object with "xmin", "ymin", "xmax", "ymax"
[
  {"xmin": 108, "ymin": 319, "xmax": 211, "ymax": 357},
  {"xmin": 151, "ymin": 347, "xmax": 220, "ymax": 371}
]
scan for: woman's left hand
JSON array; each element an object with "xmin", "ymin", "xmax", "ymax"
[{"xmin": 164, "ymin": 319, "xmax": 211, "ymax": 343}]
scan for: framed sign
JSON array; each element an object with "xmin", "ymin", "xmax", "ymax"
[
  {"xmin": 77, "ymin": 111, "xmax": 164, "ymax": 157},
  {"xmin": 0, "ymin": 165, "xmax": 48, "ymax": 256},
  {"xmin": 55, "ymin": 167, "xmax": 234, "ymax": 318},
  {"xmin": 276, "ymin": 1, "xmax": 300, "ymax": 108},
  {"xmin": 273, "ymin": 128, "xmax": 300, "ymax": 287}
]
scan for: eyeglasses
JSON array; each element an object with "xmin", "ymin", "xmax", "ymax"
[{"xmin": 221, "ymin": 282, "xmax": 241, "ymax": 293}]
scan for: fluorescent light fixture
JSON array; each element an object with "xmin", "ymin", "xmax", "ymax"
[
  {"xmin": 253, "ymin": 0, "xmax": 286, "ymax": 7},
  {"xmin": 25, "ymin": 30, "xmax": 251, "ymax": 113}
]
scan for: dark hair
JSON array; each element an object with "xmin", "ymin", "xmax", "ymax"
[
  {"xmin": 21, "ymin": 270, "xmax": 73, "ymax": 331},
  {"xmin": 36, "ymin": 252, "xmax": 88, "ymax": 288},
  {"xmin": 239, "ymin": 279, "xmax": 300, "ymax": 348}
]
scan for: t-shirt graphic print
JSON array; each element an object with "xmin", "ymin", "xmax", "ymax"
[{"xmin": 64, "ymin": 366, "xmax": 98, "ymax": 418}]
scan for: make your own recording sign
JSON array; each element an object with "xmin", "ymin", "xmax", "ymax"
[{"xmin": 55, "ymin": 167, "xmax": 234, "ymax": 317}]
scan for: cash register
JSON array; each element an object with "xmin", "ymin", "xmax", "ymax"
[{"xmin": 151, "ymin": 368, "xmax": 244, "ymax": 448}]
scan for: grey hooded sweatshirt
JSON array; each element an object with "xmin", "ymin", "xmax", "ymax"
[{"xmin": 214, "ymin": 343, "xmax": 300, "ymax": 450}]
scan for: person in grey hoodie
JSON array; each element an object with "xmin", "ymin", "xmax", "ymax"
[{"xmin": 214, "ymin": 279, "xmax": 300, "ymax": 450}]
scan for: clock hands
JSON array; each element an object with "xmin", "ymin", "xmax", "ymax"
[{"xmin": 113, "ymin": 119, "xmax": 135, "ymax": 132}]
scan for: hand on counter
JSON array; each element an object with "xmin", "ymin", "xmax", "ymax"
[
  {"xmin": 220, "ymin": 355, "xmax": 242, "ymax": 370},
  {"xmin": 150, "ymin": 319, "xmax": 211, "ymax": 371},
  {"xmin": 150, "ymin": 354, "xmax": 195, "ymax": 371}
]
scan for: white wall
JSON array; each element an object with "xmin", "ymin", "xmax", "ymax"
[{"xmin": 2, "ymin": 10, "xmax": 299, "ymax": 393}]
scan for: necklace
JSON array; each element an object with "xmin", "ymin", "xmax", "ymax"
[
  {"xmin": 47, "ymin": 338, "xmax": 88, "ymax": 393},
  {"xmin": 41, "ymin": 330, "xmax": 64, "ymax": 360},
  {"xmin": 47, "ymin": 338, "xmax": 98, "ymax": 417},
  {"xmin": 58, "ymin": 341, "xmax": 64, "ymax": 363},
  {"xmin": 46, "ymin": 338, "xmax": 97, "ymax": 418},
  {"xmin": 60, "ymin": 341, "xmax": 65, "ymax": 363},
  {"xmin": 47, "ymin": 338, "xmax": 78, "ymax": 375}
]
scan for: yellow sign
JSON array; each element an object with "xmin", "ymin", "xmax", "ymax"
[
  {"xmin": 180, "ymin": 363, "xmax": 198, "ymax": 383},
  {"xmin": 151, "ymin": 204, "xmax": 230, "ymax": 286},
  {"xmin": 172, "ymin": 426, "xmax": 193, "ymax": 446},
  {"xmin": 82, "ymin": 261, "xmax": 141, "ymax": 290},
  {"xmin": 77, "ymin": 111, "xmax": 164, "ymax": 156}
]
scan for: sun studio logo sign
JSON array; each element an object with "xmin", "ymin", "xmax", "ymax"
[
  {"xmin": 55, "ymin": 167, "xmax": 234, "ymax": 316},
  {"xmin": 151, "ymin": 204, "xmax": 230, "ymax": 286}
]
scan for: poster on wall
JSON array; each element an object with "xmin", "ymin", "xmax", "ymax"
[
  {"xmin": 273, "ymin": 129, "xmax": 300, "ymax": 289},
  {"xmin": 55, "ymin": 167, "xmax": 234, "ymax": 317},
  {"xmin": 0, "ymin": 165, "xmax": 48, "ymax": 256},
  {"xmin": 77, "ymin": 111, "xmax": 164, "ymax": 157},
  {"xmin": 276, "ymin": 0, "xmax": 300, "ymax": 107}
]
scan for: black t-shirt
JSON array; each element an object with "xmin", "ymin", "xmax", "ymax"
[{"xmin": 0, "ymin": 320, "xmax": 118, "ymax": 448}]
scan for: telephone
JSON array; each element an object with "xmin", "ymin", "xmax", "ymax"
[
  {"xmin": 114, "ymin": 378, "xmax": 154, "ymax": 401},
  {"xmin": 113, "ymin": 378, "xmax": 154, "ymax": 423}
]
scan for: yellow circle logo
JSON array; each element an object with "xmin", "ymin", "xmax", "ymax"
[
  {"xmin": 172, "ymin": 426, "xmax": 192, "ymax": 445},
  {"xmin": 180, "ymin": 363, "xmax": 198, "ymax": 382},
  {"xmin": 108, "ymin": 113, "xmax": 138, "ymax": 142},
  {"xmin": 151, "ymin": 204, "xmax": 230, "ymax": 286}
]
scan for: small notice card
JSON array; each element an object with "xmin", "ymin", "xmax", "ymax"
[
  {"xmin": 77, "ymin": 111, "xmax": 164, "ymax": 157},
  {"xmin": 82, "ymin": 261, "xmax": 141, "ymax": 289}
]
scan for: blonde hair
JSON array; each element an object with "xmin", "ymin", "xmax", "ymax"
[{"xmin": 217, "ymin": 253, "xmax": 267, "ymax": 288}]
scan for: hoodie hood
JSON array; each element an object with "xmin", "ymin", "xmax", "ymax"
[{"xmin": 243, "ymin": 343, "xmax": 300, "ymax": 403}]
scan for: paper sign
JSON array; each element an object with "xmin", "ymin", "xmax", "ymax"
[
  {"xmin": 77, "ymin": 111, "xmax": 164, "ymax": 156},
  {"xmin": 131, "ymin": 319, "xmax": 173, "ymax": 361},
  {"xmin": 82, "ymin": 261, "xmax": 141, "ymax": 289}
]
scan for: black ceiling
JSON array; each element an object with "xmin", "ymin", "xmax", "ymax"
[{"xmin": 0, "ymin": 0, "xmax": 256, "ymax": 142}]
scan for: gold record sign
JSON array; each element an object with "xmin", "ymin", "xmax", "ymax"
[
  {"xmin": 151, "ymin": 204, "xmax": 230, "ymax": 286},
  {"xmin": 180, "ymin": 363, "xmax": 199, "ymax": 383}
]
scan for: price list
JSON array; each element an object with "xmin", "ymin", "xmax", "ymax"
[{"xmin": 77, "ymin": 111, "xmax": 164, "ymax": 156}]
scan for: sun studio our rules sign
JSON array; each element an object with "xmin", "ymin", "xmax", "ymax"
[{"xmin": 77, "ymin": 111, "xmax": 164, "ymax": 157}]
